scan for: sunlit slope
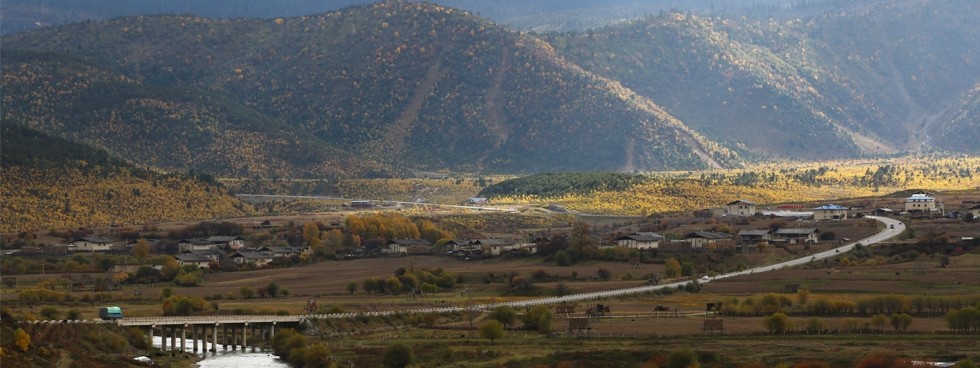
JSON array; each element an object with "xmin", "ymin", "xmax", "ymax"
[
  {"xmin": 0, "ymin": 124, "xmax": 252, "ymax": 232},
  {"xmin": 481, "ymin": 156, "xmax": 980, "ymax": 215}
]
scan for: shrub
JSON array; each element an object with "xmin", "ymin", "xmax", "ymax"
[
  {"xmin": 522, "ymin": 305, "xmax": 553, "ymax": 332},
  {"xmin": 554, "ymin": 251, "xmax": 572, "ymax": 266},
  {"xmin": 382, "ymin": 342, "xmax": 414, "ymax": 368},
  {"xmin": 39, "ymin": 306, "xmax": 60, "ymax": 320},
  {"xmin": 479, "ymin": 320, "xmax": 504, "ymax": 344},
  {"xmin": 162, "ymin": 295, "xmax": 213, "ymax": 316},
  {"xmin": 763, "ymin": 313, "xmax": 790, "ymax": 334},
  {"xmin": 664, "ymin": 349, "xmax": 699, "ymax": 368}
]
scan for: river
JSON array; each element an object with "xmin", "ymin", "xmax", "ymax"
[{"xmin": 150, "ymin": 336, "xmax": 288, "ymax": 368}]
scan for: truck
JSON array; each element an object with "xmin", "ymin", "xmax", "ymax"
[{"xmin": 99, "ymin": 306, "xmax": 124, "ymax": 320}]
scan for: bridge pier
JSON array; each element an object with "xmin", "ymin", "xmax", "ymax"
[
  {"xmin": 222, "ymin": 325, "xmax": 229, "ymax": 350},
  {"xmin": 170, "ymin": 326, "xmax": 177, "ymax": 351},
  {"xmin": 250, "ymin": 325, "xmax": 258, "ymax": 352},
  {"xmin": 242, "ymin": 323, "xmax": 248, "ymax": 351},
  {"xmin": 211, "ymin": 324, "xmax": 218, "ymax": 353},
  {"xmin": 148, "ymin": 325, "xmax": 154, "ymax": 352},
  {"xmin": 180, "ymin": 325, "xmax": 186, "ymax": 352},
  {"xmin": 192, "ymin": 325, "xmax": 198, "ymax": 353}
]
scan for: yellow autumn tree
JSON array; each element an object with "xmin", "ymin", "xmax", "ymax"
[
  {"xmin": 132, "ymin": 238, "xmax": 151, "ymax": 262},
  {"xmin": 303, "ymin": 221, "xmax": 322, "ymax": 248},
  {"xmin": 665, "ymin": 258, "xmax": 682, "ymax": 278},
  {"xmin": 15, "ymin": 328, "xmax": 30, "ymax": 352}
]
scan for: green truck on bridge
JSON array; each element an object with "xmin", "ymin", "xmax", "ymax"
[{"xmin": 99, "ymin": 306, "xmax": 124, "ymax": 320}]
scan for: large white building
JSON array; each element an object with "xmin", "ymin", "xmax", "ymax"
[
  {"xmin": 813, "ymin": 204, "xmax": 848, "ymax": 220},
  {"xmin": 905, "ymin": 193, "xmax": 937, "ymax": 212}
]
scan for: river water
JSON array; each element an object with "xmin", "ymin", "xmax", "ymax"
[{"xmin": 150, "ymin": 336, "xmax": 288, "ymax": 367}]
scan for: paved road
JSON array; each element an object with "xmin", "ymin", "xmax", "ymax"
[
  {"xmin": 62, "ymin": 216, "xmax": 902, "ymax": 327},
  {"xmin": 476, "ymin": 215, "xmax": 905, "ymax": 309}
]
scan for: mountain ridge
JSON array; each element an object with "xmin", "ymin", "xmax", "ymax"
[
  {"xmin": 2, "ymin": 0, "xmax": 978, "ymax": 178},
  {"xmin": 2, "ymin": 2, "xmax": 739, "ymax": 175}
]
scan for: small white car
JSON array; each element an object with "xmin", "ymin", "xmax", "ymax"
[{"xmin": 701, "ymin": 275, "xmax": 710, "ymax": 281}]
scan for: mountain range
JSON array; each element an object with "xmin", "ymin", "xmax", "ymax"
[{"xmin": 2, "ymin": 0, "xmax": 978, "ymax": 179}]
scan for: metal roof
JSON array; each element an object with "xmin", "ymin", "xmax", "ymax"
[
  {"xmin": 775, "ymin": 228, "xmax": 818, "ymax": 235},
  {"xmin": 814, "ymin": 204, "xmax": 847, "ymax": 210}
]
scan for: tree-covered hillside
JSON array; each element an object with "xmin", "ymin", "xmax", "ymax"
[
  {"xmin": 2, "ymin": 1, "xmax": 738, "ymax": 174},
  {"xmin": 0, "ymin": 123, "xmax": 252, "ymax": 232},
  {"xmin": 0, "ymin": 50, "xmax": 396, "ymax": 179}
]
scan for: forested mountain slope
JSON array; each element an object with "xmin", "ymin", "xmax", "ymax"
[
  {"xmin": 932, "ymin": 86, "xmax": 980, "ymax": 153},
  {"xmin": 548, "ymin": 0, "xmax": 979, "ymax": 158},
  {"xmin": 0, "ymin": 124, "xmax": 252, "ymax": 232},
  {"xmin": 2, "ymin": 1, "xmax": 738, "ymax": 174},
  {"xmin": 1, "ymin": 50, "xmax": 396, "ymax": 179}
]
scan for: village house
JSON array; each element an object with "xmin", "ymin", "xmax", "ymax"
[
  {"xmin": 70, "ymin": 237, "xmax": 114, "ymax": 252},
  {"xmin": 905, "ymin": 193, "xmax": 937, "ymax": 212},
  {"xmin": 725, "ymin": 200, "xmax": 757, "ymax": 217},
  {"xmin": 471, "ymin": 238, "xmax": 521, "ymax": 256},
  {"xmin": 229, "ymin": 251, "xmax": 275, "ymax": 267},
  {"xmin": 682, "ymin": 231, "xmax": 734, "ymax": 249},
  {"xmin": 257, "ymin": 246, "xmax": 307, "ymax": 258},
  {"xmin": 969, "ymin": 204, "xmax": 980, "ymax": 218},
  {"xmin": 178, "ymin": 239, "xmax": 215, "ymax": 252},
  {"xmin": 206, "ymin": 236, "xmax": 246, "ymax": 251},
  {"xmin": 125, "ymin": 238, "xmax": 162, "ymax": 250},
  {"xmin": 813, "ymin": 204, "xmax": 848, "ymax": 220},
  {"xmin": 775, "ymin": 228, "xmax": 819, "ymax": 244},
  {"xmin": 443, "ymin": 239, "xmax": 473, "ymax": 254},
  {"xmin": 612, "ymin": 232, "xmax": 663, "ymax": 249},
  {"xmin": 173, "ymin": 253, "xmax": 213, "ymax": 269},
  {"xmin": 182, "ymin": 249, "xmax": 222, "ymax": 261},
  {"xmin": 736, "ymin": 229, "xmax": 772, "ymax": 245},
  {"xmin": 384, "ymin": 239, "xmax": 432, "ymax": 255}
]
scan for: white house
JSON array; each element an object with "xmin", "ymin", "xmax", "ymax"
[
  {"xmin": 70, "ymin": 237, "xmax": 114, "ymax": 252},
  {"xmin": 813, "ymin": 204, "xmax": 848, "ymax": 220},
  {"xmin": 612, "ymin": 232, "xmax": 663, "ymax": 249},
  {"xmin": 774, "ymin": 228, "xmax": 819, "ymax": 244},
  {"xmin": 725, "ymin": 200, "xmax": 757, "ymax": 217},
  {"xmin": 905, "ymin": 193, "xmax": 937, "ymax": 212}
]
